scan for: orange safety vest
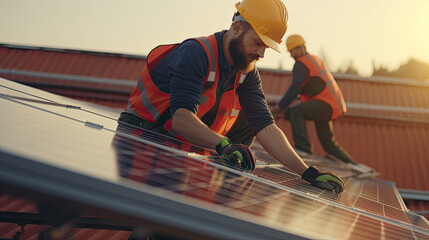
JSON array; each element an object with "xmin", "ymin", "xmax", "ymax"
[
  {"xmin": 297, "ymin": 54, "xmax": 347, "ymax": 120},
  {"xmin": 126, "ymin": 34, "xmax": 246, "ymax": 140}
]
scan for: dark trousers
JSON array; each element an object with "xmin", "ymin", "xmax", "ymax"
[
  {"xmin": 118, "ymin": 111, "xmax": 255, "ymax": 147},
  {"xmin": 285, "ymin": 100, "xmax": 355, "ymax": 163}
]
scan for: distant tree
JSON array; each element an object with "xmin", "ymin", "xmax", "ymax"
[
  {"xmin": 372, "ymin": 58, "xmax": 429, "ymax": 82},
  {"xmin": 338, "ymin": 60, "xmax": 359, "ymax": 75},
  {"xmin": 318, "ymin": 48, "xmax": 332, "ymax": 71},
  {"xmin": 318, "ymin": 49, "xmax": 359, "ymax": 75},
  {"xmin": 372, "ymin": 64, "xmax": 391, "ymax": 77}
]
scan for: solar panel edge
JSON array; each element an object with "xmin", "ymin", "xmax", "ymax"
[{"xmin": 388, "ymin": 181, "xmax": 412, "ymax": 211}]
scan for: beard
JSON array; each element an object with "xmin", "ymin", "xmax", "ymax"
[{"xmin": 229, "ymin": 32, "xmax": 259, "ymax": 72}]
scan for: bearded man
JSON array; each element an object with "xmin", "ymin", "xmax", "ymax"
[{"xmin": 119, "ymin": 0, "xmax": 345, "ymax": 193}]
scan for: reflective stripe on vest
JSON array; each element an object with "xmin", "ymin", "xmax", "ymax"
[
  {"xmin": 298, "ymin": 54, "xmax": 346, "ymax": 119},
  {"xmin": 126, "ymin": 44, "xmax": 177, "ymax": 122},
  {"xmin": 209, "ymin": 73, "xmax": 244, "ymax": 135},
  {"xmin": 239, "ymin": 73, "xmax": 247, "ymax": 83},
  {"xmin": 197, "ymin": 37, "xmax": 216, "ymax": 83},
  {"xmin": 231, "ymin": 109, "xmax": 240, "ymax": 117}
]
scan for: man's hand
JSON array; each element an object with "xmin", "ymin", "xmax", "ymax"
[
  {"xmin": 216, "ymin": 137, "xmax": 255, "ymax": 170},
  {"xmin": 302, "ymin": 165, "xmax": 345, "ymax": 193}
]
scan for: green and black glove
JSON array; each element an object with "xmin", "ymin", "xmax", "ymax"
[
  {"xmin": 302, "ymin": 165, "xmax": 345, "ymax": 193},
  {"xmin": 216, "ymin": 137, "xmax": 255, "ymax": 170}
]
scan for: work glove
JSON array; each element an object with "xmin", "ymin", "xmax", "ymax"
[
  {"xmin": 216, "ymin": 137, "xmax": 255, "ymax": 170},
  {"xmin": 302, "ymin": 165, "xmax": 345, "ymax": 193}
]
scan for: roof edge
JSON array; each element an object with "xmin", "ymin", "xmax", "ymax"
[
  {"xmin": 2, "ymin": 42, "xmax": 428, "ymax": 87},
  {"xmin": 0, "ymin": 42, "xmax": 147, "ymax": 60},
  {"xmin": 257, "ymin": 68, "xmax": 429, "ymax": 88}
]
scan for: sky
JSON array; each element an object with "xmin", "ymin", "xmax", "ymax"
[{"xmin": 0, "ymin": 0, "xmax": 429, "ymax": 76}]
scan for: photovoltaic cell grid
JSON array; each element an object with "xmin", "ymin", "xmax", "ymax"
[
  {"xmin": 252, "ymin": 150, "xmax": 408, "ymax": 210},
  {"xmin": 0, "ymin": 78, "xmax": 428, "ymax": 240}
]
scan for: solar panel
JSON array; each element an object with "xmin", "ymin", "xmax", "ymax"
[{"xmin": 1, "ymin": 77, "xmax": 428, "ymax": 240}]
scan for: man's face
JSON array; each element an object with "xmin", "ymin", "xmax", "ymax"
[
  {"xmin": 229, "ymin": 27, "xmax": 267, "ymax": 71},
  {"xmin": 289, "ymin": 47, "xmax": 301, "ymax": 59}
]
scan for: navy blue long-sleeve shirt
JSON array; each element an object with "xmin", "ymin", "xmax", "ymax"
[
  {"xmin": 278, "ymin": 61, "xmax": 309, "ymax": 109},
  {"xmin": 150, "ymin": 31, "xmax": 274, "ymax": 135}
]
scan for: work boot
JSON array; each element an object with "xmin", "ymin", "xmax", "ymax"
[
  {"xmin": 346, "ymin": 163, "xmax": 379, "ymax": 178},
  {"xmin": 325, "ymin": 153, "xmax": 349, "ymax": 165}
]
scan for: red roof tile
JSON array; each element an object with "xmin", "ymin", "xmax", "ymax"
[{"xmin": 0, "ymin": 195, "xmax": 132, "ymax": 239}]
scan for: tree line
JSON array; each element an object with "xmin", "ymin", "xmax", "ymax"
[{"xmin": 337, "ymin": 58, "xmax": 429, "ymax": 82}]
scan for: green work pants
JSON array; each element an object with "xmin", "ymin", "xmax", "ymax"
[{"xmin": 285, "ymin": 100, "xmax": 355, "ymax": 163}]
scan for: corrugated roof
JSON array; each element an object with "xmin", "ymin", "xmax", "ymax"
[
  {"xmin": 0, "ymin": 195, "xmax": 132, "ymax": 240},
  {"xmin": 0, "ymin": 44, "xmax": 145, "ymax": 79},
  {"xmin": 0, "ymin": 44, "xmax": 144, "ymax": 109}
]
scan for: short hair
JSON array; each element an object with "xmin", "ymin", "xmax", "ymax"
[{"xmin": 232, "ymin": 12, "xmax": 252, "ymax": 31}]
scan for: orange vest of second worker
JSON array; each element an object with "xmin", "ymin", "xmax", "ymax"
[
  {"xmin": 126, "ymin": 34, "xmax": 247, "ymax": 140},
  {"xmin": 296, "ymin": 54, "xmax": 347, "ymax": 120}
]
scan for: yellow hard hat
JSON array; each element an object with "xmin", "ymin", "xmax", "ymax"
[
  {"xmin": 286, "ymin": 34, "xmax": 306, "ymax": 51},
  {"xmin": 235, "ymin": 0, "xmax": 288, "ymax": 53}
]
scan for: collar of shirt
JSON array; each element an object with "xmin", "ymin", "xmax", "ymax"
[{"xmin": 215, "ymin": 30, "xmax": 238, "ymax": 74}]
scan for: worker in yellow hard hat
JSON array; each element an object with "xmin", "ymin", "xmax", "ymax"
[
  {"xmin": 120, "ymin": 0, "xmax": 344, "ymax": 195},
  {"xmin": 271, "ymin": 34, "xmax": 356, "ymax": 164}
]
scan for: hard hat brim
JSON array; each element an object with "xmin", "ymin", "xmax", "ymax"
[{"xmin": 257, "ymin": 32, "xmax": 282, "ymax": 53}]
